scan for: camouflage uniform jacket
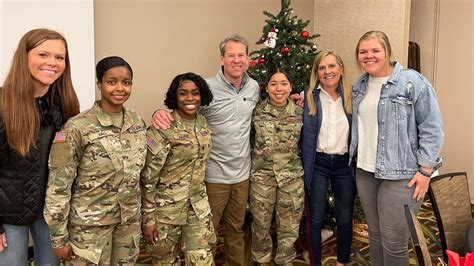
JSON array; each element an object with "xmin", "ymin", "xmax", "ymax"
[
  {"xmin": 251, "ymin": 99, "xmax": 304, "ymax": 187},
  {"xmin": 44, "ymin": 102, "xmax": 147, "ymax": 249},
  {"xmin": 141, "ymin": 112, "xmax": 212, "ymax": 226}
]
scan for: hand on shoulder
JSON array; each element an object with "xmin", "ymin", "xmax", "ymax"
[{"xmin": 151, "ymin": 109, "xmax": 174, "ymax": 130}]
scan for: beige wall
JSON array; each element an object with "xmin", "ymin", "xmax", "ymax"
[
  {"xmin": 94, "ymin": 0, "xmax": 314, "ymax": 121},
  {"xmin": 409, "ymin": 0, "xmax": 437, "ymax": 83},
  {"xmin": 433, "ymin": 0, "xmax": 474, "ymax": 201},
  {"xmin": 313, "ymin": 0, "xmax": 411, "ymax": 86}
]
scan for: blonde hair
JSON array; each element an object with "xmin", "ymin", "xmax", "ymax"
[
  {"xmin": 2, "ymin": 28, "xmax": 79, "ymax": 156},
  {"xmin": 355, "ymin": 30, "xmax": 394, "ymax": 67},
  {"xmin": 307, "ymin": 50, "xmax": 351, "ymax": 116}
]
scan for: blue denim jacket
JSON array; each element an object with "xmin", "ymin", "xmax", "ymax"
[{"xmin": 348, "ymin": 62, "xmax": 444, "ymax": 180}]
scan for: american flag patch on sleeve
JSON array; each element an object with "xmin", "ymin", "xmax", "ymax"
[
  {"xmin": 53, "ymin": 132, "xmax": 67, "ymax": 143},
  {"xmin": 147, "ymin": 135, "xmax": 158, "ymax": 150}
]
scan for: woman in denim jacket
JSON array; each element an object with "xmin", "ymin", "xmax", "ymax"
[
  {"xmin": 302, "ymin": 50, "xmax": 355, "ymax": 266},
  {"xmin": 349, "ymin": 30, "xmax": 444, "ymax": 265}
]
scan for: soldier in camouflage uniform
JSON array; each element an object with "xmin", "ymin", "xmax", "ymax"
[
  {"xmin": 44, "ymin": 56, "xmax": 146, "ymax": 265},
  {"xmin": 250, "ymin": 68, "xmax": 304, "ymax": 265},
  {"xmin": 141, "ymin": 73, "xmax": 216, "ymax": 266}
]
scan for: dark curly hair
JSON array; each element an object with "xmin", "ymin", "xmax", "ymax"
[{"xmin": 164, "ymin": 72, "xmax": 213, "ymax": 110}]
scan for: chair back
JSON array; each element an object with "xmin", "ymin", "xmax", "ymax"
[
  {"xmin": 405, "ymin": 205, "xmax": 433, "ymax": 266},
  {"xmin": 428, "ymin": 172, "xmax": 472, "ymax": 261}
]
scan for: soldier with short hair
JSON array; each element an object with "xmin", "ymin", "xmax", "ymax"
[
  {"xmin": 44, "ymin": 56, "xmax": 147, "ymax": 265},
  {"xmin": 141, "ymin": 72, "xmax": 216, "ymax": 265},
  {"xmin": 250, "ymin": 68, "xmax": 304, "ymax": 266}
]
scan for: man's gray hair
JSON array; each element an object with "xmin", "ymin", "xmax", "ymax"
[{"xmin": 219, "ymin": 34, "xmax": 249, "ymax": 56}]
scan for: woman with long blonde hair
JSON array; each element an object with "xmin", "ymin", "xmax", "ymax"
[
  {"xmin": 0, "ymin": 28, "xmax": 79, "ymax": 265},
  {"xmin": 302, "ymin": 50, "xmax": 355, "ymax": 266}
]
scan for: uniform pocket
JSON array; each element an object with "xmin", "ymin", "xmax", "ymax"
[
  {"xmin": 99, "ymin": 137, "xmax": 123, "ymax": 172},
  {"xmin": 83, "ymin": 130, "xmax": 120, "ymax": 173},
  {"xmin": 290, "ymin": 180, "xmax": 305, "ymax": 215},
  {"xmin": 132, "ymin": 233, "xmax": 141, "ymax": 258},
  {"xmin": 280, "ymin": 120, "xmax": 303, "ymax": 152}
]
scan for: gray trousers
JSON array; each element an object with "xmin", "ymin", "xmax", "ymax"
[{"xmin": 356, "ymin": 169, "xmax": 422, "ymax": 266}]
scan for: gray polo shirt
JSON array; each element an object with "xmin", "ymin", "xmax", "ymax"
[{"xmin": 201, "ymin": 68, "xmax": 259, "ymax": 184}]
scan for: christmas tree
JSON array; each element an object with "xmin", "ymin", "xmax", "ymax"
[{"xmin": 248, "ymin": 0, "xmax": 320, "ymax": 99}]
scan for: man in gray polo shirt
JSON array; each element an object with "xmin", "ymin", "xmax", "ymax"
[{"xmin": 152, "ymin": 34, "xmax": 259, "ymax": 265}]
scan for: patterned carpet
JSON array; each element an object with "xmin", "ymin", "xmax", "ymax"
[
  {"xmin": 26, "ymin": 197, "xmax": 446, "ymax": 265},
  {"xmin": 136, "ymin": 196, "xmax": 447, "ymax": 265},
  {"xmin": 318, "ymin": 199, "xmax": 445, "ymax": 266}
]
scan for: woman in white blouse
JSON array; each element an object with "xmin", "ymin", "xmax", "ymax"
[{"xmin": 301, "ymin": 50, "xmax": 355, "ymax": 266}]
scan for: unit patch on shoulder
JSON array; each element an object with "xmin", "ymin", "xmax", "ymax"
[{"xmin": 53, "ymin": 131, "xmax": 67, "ymax": 143}]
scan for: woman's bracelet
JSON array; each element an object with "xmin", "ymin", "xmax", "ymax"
[{"xmin": 418, "ymin": 168, "xmax": 432, "ymax": 177}]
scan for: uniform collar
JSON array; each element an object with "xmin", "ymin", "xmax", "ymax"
[
  {"xmin": 261, "ymin": 98, "xmax": 298, "ymax": 118},
  {"xmin": 172, "ymin": 111, "xmax": 206, "ymax": 133},
  {"xmin": 93, "ymin": 101, "xmax": 138, "ymax": 132}
]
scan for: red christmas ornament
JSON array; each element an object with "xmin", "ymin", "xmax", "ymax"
[
  {"xmin": 281, "ymin": 46, "xmax": 291, "ymax": 55},
  {"xmin": 300, "ymin": 30, "xmax": 309, "ymax": 39},
  {"xmin": 258, "ymin": 57, "xmax": 266, "ymax": 64},
  {"xmin": 249, "ymin": 60, "xmax": 257, "ymax": 68}
]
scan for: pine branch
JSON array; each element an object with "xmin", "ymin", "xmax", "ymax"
[{"xmin": 248, "ymin": 0, "xmax": 320, "ymax": 96}]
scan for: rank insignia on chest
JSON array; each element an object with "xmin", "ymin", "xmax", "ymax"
[
  {"xmin": 129, "ymin": 124, "xmax": 144, "ymax": 133},
  {"xmin": 178, "ymin": 134, "xmax": 188, "ymax": 140},
  {"xmin": 53, "ymin": 132, "xmax": 67, "ymax": 143}
]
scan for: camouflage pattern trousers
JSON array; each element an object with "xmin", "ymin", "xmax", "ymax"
[
  {"xmin": 145, "ymin": 207, "xmax": 217, "ymax": 265},
  {"xmin": 250, "ymin": 178, "xmax": 304, "ymax": 265},
  {"xmin": 65, "ymin": 216, "xmax": 141, "ymax": 265}
]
